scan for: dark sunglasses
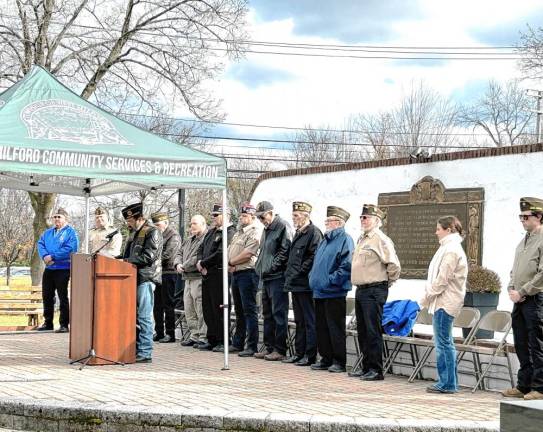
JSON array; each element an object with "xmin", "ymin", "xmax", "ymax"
[
  {"xmin": 360, "ymin": 215, "xmax": 371, "ymax": 220},
  {"xmin": 518, "ymin": 214, "xmax": 535, "ymax": 221},
  {"xmin": 52, "ymin": 215, "xmax": 63, "ymax": 219}
]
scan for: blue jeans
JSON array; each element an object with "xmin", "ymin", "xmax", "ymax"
[
  {"xmin": 262, "ymin": 277, "xmax": 288, "ymax": 355},
  {"xmin": 433, "ymin": 308, "xmax": 458, "ymax": 392},
  {"xmin": 232, "ymin": 270, "xmax": 259, "ymax": 351},
  {"xmin": 137, "ymin": 281, "xmax": 155, "ymax": 358}
]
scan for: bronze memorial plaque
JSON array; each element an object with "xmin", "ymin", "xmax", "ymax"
[{"xmin": 378, "ymin": 176, "xmax": 484, "ymax": 279}]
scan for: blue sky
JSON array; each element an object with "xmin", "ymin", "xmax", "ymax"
[{"xmin": 190, "ymin": 0, "xmax": 543, "ymax": 145}]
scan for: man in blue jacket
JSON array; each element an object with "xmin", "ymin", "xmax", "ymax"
[
  {"xmin": 309, "ymin": 206, "xmax": 354, "ymax": 373},
  {"xmin": 37, "ymin": 207, "xmax": 79, "ymax": 332}
]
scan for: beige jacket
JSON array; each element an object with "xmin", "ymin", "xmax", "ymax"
[
  {"xmin": 227, "ymin": 222, "xmax": 262, "ymax": 271},
  {"xmin": 420, "ymin": 233, "xmax": 467, "ymax": 318},
  {"xmin": 351, "ymin": 228, "xmax": 401, "ymax": 286},
  {"xmin": 508, "ymin": 226, "xmax": 543, "ymax": 297}
]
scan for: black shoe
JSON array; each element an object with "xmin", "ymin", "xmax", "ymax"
[
  {"xmin": 181, "ymin": 339, "xmax": 197, "ymax": 347},
  {"xmin": 238, "ymin": 349, "xmax": 256, "ymax": 357},
  {"xmin": 328, "ymin": 363, "xmax": 346, "ymax": 373},
  {"xmin": 153, "ymin": 334, "xmax": 163, "ymax": 342},
  {"xmin": 197, "ymin": 342, "xmax": 213, "ymax": 351},
  {"xmin": 348, "ymin": 369, "xmax": 364, "ymax": 378},
  {"xmin": 310, "ymin": 361, "xmax": 332, "ymax": 371},
  {"xmin": 361, "ymin": 370, "xmax": 384, "ymax": 381},
  {"xmin": 295, "ymin": 356, "xmax": 316, "ymax": 366},
  {"xmin": 426, "ymin": 385, "xmax": 455, "ymax": 394},
  {"xmin": 212, "ymin": 344, "xmax": 225, "ymax": 352},
  {"xmin": 282, "ymin": 355, "xmax": 303, "ymax": 364},
  {"xmin": 135, "ymin": 355, "xmax": 152, "ymax": 363},
  {"xmin": 159, "ymin": 335, "xmax": 175, "ymax": 343},
  {"xmin": 193, "ymin": 341, "xmax": 206, "ymax": 349},
  {"xmin": 55, "ymin": 326, "xmax": 69, "ymax": 333},
  {"xmin": 37, "ymin": 323, "xmax": 53, "ymax": 331}
]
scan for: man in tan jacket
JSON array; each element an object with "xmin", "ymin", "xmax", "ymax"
[
  {"xmin": 503, "ymin": 197, "xmax": 543, "ymax": 401},
  {"xmin": 175, "ymin": 215, "xmax": 208, "ymax": 348},
  {"xmin": 349, "ymin": 204, "xmax": 400, "ymax": 381}
]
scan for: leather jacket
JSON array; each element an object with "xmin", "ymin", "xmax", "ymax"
[
  {"xmin": 161, "ymin": 226, "xmax": 181, "ymax": 274},
  {"xmin": 255, "ymin": 215, "xmax": 292, "ymax": 282},
  {"xmin": 197, "ymin": 225, "xmax": 235, "ymax": 276},
  {"xmin": 123, "ymin": 220, "xmax": 163, "ymax": 285}
]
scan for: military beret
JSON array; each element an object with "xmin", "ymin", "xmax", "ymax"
[
  {"xmin": 240, "ymin": 202, "xmax": 256, "ymax": 215},
  {"xmin": 94, "ymin": 207, "xmax": 107, "ymax": 216},
  {"xmin": 361, "ymin": 203, "xmax": 385, "ymax": 219},
  {"xmin": 121, "ymin": 202, "xmax": 143, "ymax": 219},
  {"xmin": 53, "ymin": 207, "xmax": 69, "ymax": 218},
  {"xmin": 292, "ymin": 201, "xmax": 312, "ymax": 213},
  {"xmin": 255, "ymin": 201, "xmax": 274, "ymax": 216},
  {"xmin": 520, "ymin": 197, "xmax": 543, "ymax": 213},
  {"xmin": 151, "ymin": 212, "xmax": 168, "ymax": 223},
  {"xmin": 327, "ymin": 206, "xmax": 350, "ymax": 222}
]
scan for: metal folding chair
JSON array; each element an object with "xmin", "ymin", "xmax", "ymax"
[
  {"xmin": 455, "ymin": 310, "xmax": 514, "ymax": 392},
  {"xmin": 407, "ymin": 306, "xmax": 480, "ymax": 382}
]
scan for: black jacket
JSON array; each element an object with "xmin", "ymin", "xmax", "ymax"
[
  {"xmin": 123, "ymin": 221, "xmax": 163, "ymax": 285},
  {"xmin": 197, "ymin": 225, "xmax": 235, "ymax": 276},
  {"xmin": 255, "ymin": 215, "xmax": 292, "ymax": 282},
  {"xmin": 284, "ymin": 222, "xmax": 323, "ymax": 292},
  {"xmin": 161, "ymin": 226, "xmax": 181, "ymax": 274}
]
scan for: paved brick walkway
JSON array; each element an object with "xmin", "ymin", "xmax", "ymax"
[{"xmin": 0, "ymin": 331, "xmax": 502, "ymax": 426}]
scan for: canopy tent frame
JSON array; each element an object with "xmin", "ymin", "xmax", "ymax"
[{"xmin": 0, "ymin": 66, "xmax": 232, "ymax": 369}]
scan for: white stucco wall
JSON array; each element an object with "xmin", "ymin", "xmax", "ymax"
[{"xmin": 252, "ymin": 150, "xmax": 543, "ymax": 312}]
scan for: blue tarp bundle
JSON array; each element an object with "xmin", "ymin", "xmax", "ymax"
[{"xmin": 382, "ymin": 299, "xmax": 420, "ymax": 336}]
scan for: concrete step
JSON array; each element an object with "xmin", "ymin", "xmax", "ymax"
[{"xmin": 500, "ymin": 400, "xmax": 543, "ymax": 432}]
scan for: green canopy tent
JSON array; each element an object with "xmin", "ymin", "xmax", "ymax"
[{"xmin": 0, "ymin": 66, "xmax": 232, "ymax": 368}]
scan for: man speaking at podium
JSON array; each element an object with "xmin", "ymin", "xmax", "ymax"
[{"xmin": 121, "ymin": 203, "xmax": 163, "ymax": 363}]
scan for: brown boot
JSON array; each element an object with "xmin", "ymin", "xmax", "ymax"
[
  {"xmin": 524, "ymin": 391, "xmax": 543, "ymax": 400},
  {"xmin": 264, "ymin": 351, "xmax": 285, "ymax": 361},
  {"xmin": 502, "ymin": 387, "xmax": 525, "ymax": 398}
]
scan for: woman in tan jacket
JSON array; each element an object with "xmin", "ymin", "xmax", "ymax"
[{"xmin": 420, "ymin": 215, "xmax": 468, "ymax": 394}]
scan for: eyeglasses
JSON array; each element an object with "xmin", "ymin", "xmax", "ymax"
[
  {"xmin": 360, "ymin": 215, "xmax": 371, "ymax": 220},
  {"xmin": 518, "ymin": 214, "xmax": 535, "ymax": 221},
  {"xmin": 324, "ymin": 218, "xmax": 341, "ymax": 224},
  {"xmin": 52, "ymin": 215, "xmax": 63, "ymax": 219}
]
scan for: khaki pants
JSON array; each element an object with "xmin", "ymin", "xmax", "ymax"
[{"xmin": 184, "ymin": 278, "xmax": 207, "ymax": 342}]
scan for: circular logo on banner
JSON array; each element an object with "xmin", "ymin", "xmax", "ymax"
[{"xmin": 21, "ymin": 99, "xmax": 131, "ymax": 146}]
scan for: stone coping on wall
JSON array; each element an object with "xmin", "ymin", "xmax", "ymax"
[
  {"xmin": 0, "ymin": 398, "xmax": 499, "ymax": 432},
  {"xmin": 250, "ymin": 143, "xmax": 543, "ymax": 197}
]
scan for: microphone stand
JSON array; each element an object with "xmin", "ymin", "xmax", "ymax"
[{"xmin": 70, "ymin": 235, "xmax": 125, "ymax": 370}]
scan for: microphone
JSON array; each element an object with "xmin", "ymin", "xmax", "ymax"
[{"xmin": 105, "ymin": 229, "xmax": 119, "ymax": 240}]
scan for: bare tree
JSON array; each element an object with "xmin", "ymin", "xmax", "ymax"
[
  {"xmin": 291, "ymin": 123, "xmax": 365, "ymax": 168},
  {"xmin": 0, "ymin": 0, "xmax": 249, "ymax": 284},
  {"xmin": 518, "ymin": 25, "xmax": 543, "ymax": 80},
  {"xmin": 0, "ymin": 190, "xmax": 34, "ymax": 285},
  {"xmin": 458, "ymin": 80, "xmax": 535, "ymax": 147}
]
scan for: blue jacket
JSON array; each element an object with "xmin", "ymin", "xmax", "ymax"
[
  {"xmin": 382, "ymin": 300, "xmax": 420, "ymax": 337},
  {"xmin": 309, "ymin": 227, "xmax": 354, "ymax": 299},
  {"xmin": 37, "ymin": 225, "xmax": 79, "ymax": 270}
]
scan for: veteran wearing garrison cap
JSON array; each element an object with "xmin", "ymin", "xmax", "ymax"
[
  {"xmin": 151, "ymin": 212, "xmax": 181, "ymax": 344},
  {"xmin": 503, "ymin": 197, "xmax": 543, "ymax": 401},
  {"xmin": 36, "ymin": 207, "xmax": 79, "ymax": 332},
  {"xmin": 308, "ymin": 206, "xmax": 354, "ymax": 373},
  {"xmin": 89, "ymin": 207, "xmax": 122, "ymax": 257},
  {"xmin": 283, "ymin": 201, "xmax": 323, "ymax": 366},
  {"xmin": 349, "ymin": 204, "xmax": 400, "ymax": 381},
  {"xmin": 121, "ymin": 202, "xmax": 163, "ymax": 363},
  {"xmin": 227, "ymin": 202, "xmax": 262, "ymax": 356}
]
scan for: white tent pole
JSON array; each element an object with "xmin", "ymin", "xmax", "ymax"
[
  {"xmin": 84, "ymin": 193, "xmax": 90, "ymax": 253},
  {"xmin": 221, "ymin": 188, "xmax": 229, "ymax": 370}
]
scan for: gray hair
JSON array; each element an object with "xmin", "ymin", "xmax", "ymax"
[{"xmin": 191, "ymin": 214, "xmax": 206, "ymax": 227}]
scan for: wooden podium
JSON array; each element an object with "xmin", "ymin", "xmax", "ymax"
[{"xmin": 69, "ymin": 254, "xmax": 137, "ymax": 366}]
